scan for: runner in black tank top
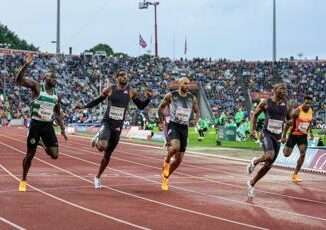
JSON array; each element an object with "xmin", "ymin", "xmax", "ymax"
[
  {"xmin": 246, "ymin": 83, "xmax": 291, "ymax": 197},
  {"xmin": 75, "ymin": 70, "xmax": 152, "ymax": 189},
  {"xmin": 158, "ymin": 77, "xmax": 200, "ymax": 191},
  {"xmin": 102, "ymin": 84, "xmax": 131, "ymax": 128}
]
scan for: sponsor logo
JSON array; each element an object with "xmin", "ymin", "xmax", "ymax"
[{"xmin": 30, "ymin": 138, "xmax": 36, "ymax": 144}]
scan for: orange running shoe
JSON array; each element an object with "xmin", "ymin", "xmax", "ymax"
[
  {"xmin": 162, "ymin": 177, "xmax": 169, "ymax": 191},
  {"xmin": 19, "ymin": 180, "xmax": 27, "ymax": 192},
  {"xmin": 292, "ymin": 174, "xmax": 302, "ymax": 182}
]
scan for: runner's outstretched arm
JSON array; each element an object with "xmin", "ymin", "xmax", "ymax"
[
  {"xmin": 16, "ymin": 53, "xmax": 38, "ymax": 94},
  {"xmin": 131, "ymin": 89, "xmax": 153, "ymax": 110},
  {"xmin": 75, "ymin": 86, "xmax": 111, "ymax": 110}
]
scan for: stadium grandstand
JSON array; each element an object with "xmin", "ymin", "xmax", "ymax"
[
  {"xmin": 0, "ymin": 50, "xmax": 325, "ymax": 128},
  {"xmin": 1, "ymin": 1, "xmax": 326, "ymax": 229}
]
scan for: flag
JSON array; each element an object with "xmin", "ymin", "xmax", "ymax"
[
  {"xmin": 184, "ymin": 36, "xmax": 187, "ymax": 55},
  {"xmin": 139, "ymin": 34, "xmax": 147, "ymax": 48}
]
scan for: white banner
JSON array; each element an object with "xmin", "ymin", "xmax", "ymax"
[{"xmin": 9, "ymin": 119, "xmax": 24, "ymax": 126}]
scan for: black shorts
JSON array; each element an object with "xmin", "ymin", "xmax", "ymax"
[
  {"xmin": 261, "ymin": 131, "xmax": 281, "ymax": 162},
  {"xmin": 98, "ymin": 122, "xmax": 121, "ymax": 149},
  {"xmin": 286, "ymin": 134, "xmax": 307, "ymax": 148},
  {"xmin": 27, "ymin": 119, "xmax": 58, "ymax": 149},
  {"xmin": 198, "ymin": 127, "xmax": 208, "ymax": 132},
  {"xmin": 168, "ymin": 122, "xmax": 188, "ymax": 153}
]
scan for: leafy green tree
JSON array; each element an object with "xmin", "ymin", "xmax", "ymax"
[
  {"xmin": 0, "ymin": 23, "xmax": 38, "ymax": 51},
  {"xmin": 89, "ymin": 43, "xmax": 114, "ymax": 55}
]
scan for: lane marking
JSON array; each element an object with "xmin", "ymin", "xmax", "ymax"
[
  {"xmin": 0, "ymin": 216, "xmax": 26, "ymax": 230},
  {"xmin": 0, "ymin": 141, "xmax": 268, "ymax": 230},
  {"xmin": 0, "ymin": 164, "xmax": 150, "ymax": 230}
]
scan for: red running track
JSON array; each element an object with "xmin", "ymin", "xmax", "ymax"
[{"xmin": 0, "ymin": 127, "xmax": 325, "ymax": 230}]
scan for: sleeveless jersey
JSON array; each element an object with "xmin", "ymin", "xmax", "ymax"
[
  {"xmin": 31, "ymin": 83, "xmax": 58, "ymax": 122},
  {"xmin": 291, "ymin": 106, "xmax": 313, "ymax": 135},
  {"xmin": 169, "ymin": 90, "xmax": 194, "ymax": 126},
  {"xmin": 263, "ymin": 98, "xmax": 287, "ymax": 138},
  {"xmin": 103, "ymin": 86, "xmax": 130, "ymax": 127}
]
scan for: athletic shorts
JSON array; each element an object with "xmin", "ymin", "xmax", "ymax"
[
  {"xmin": 98, "ymin": 122, "xmax": 121, "ymax": 150},
  {"xmin": 27, "ymin": 119, "xmax": 58, "ymax": 149},
  {"xmin": 168, "ymin": 122, "xmax": 188, "ymax": 153},
  {"xmin": 286, "ymin": 134, "xmax": 307, "ymax": 149},
  {"xmin": 261, "ymin": 131, "xmax": 281, "ymax": 162}
]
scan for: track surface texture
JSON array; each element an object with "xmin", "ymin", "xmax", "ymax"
[{"xmin": 0, "ymin": 127, "xmax": 325, "ymax": 230}]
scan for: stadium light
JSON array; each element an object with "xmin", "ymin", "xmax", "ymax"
[
  {"xmin": 139, "ymin": 1, "xmax": 149, "ymax": 9},
  {"xmin": 273, "ymin": 0, "xmax": 276, "ymax": 62},
  {"xmin": 56, "ymin": 0, "xmax": 60, "ymax": 54},
  {"xmin": 138, "ymin": 0, "xmax": 160, "ymax": 57}
]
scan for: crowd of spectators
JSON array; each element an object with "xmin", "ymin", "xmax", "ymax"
[{"xmin": 0, "ymin": 50, "xmax": 325, "ymax": 127}]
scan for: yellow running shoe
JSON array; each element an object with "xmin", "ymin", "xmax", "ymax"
[
  {"xmin": 292, "ymin": 174, "xmax": 302, "ymax": 182},
  {"xmin": 162, "ymin": 177, "xmax": 169, "ymax": 191},
  {"xmin": 19, "ymin": 180, "xmax": 27, "ymax": 192},
  {"xmin": 162, "ymin": 161, "xmax": 170, "ymax": 178}
]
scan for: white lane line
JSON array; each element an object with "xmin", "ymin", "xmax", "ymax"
[
  {"xmin": 61, "ymin": 142, "xmax": 326, "ymax": 206},
  {"xmin": 0, "ymin": 164, "xmax": 150, "ymax": 230},
  {"xmin": 0, "ymin": 216, "xmax": 26, "ymax": 230},
  {"xmin": 0, "ymin": 141, "xmax": 268, "ymax": 230}
]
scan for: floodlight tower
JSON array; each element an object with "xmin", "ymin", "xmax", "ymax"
[
  {"xmin": 56, "ymin": 0, "xmax": 61, "ymax": 54},
  {"xmin": 139, "ymin": 0, "xmax": 160, "ymax": 57},
  {"xmin": 273, "ymin": 0, "xmax": 276, "ymax": 62}
]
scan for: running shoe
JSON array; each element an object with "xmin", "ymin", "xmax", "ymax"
[
  {"xmin": 292, "ymin": 174, "xmax": 302, "ymax": 182},
  {"xmin": 162, "ymin": 177, "xmax": 169, "ymax": 191},
  {"xmin": 247, "ymin": 180, "xmax": 255, "ymax": 197},
  {"xmin": 19, "ymin": 180, "xmax": 27, "ymax": 192},
  {"xmin": 94, "ymin": 177, "xmax": 102, "ymax": 189}
]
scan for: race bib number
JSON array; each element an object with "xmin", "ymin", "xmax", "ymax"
[
  {"xmin": 298, "ymin": 122, "xmax": 310, "ymax": 133},
  {"xmin": 267, "ymin": 119, "xmax": 283, "ymax": 134},
  {"xmin": 37, "ymin": 101, "xmax": 55, "ymax": 121},
  {"xmin": 109, "ymin": 106, "xmax": 125, "ymax": 120},
  {"xmin": 176, "ymin": 107, "xmax": 191, "ymax": 123}
]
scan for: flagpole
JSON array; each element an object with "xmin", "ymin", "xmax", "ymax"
[
  {"xmin": 138, "ymin": 34, "xmax": 140, "ymax": 57},
  {"xmin": 184, "ymin": 35, "xmax": 187, "ymax": 60},
  {"xmin": 173, "ymin": 33, "xmax": 175, "ymax": 60}
]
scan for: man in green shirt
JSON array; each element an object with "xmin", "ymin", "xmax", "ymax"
[
  {"xmin": 219, "ymin": 112, "xmax": 226, "ymax": 125},
  {"xmin": 15, "ymin": 53, "xmax": 68, "ymax": 192},
  {"xmin": 197, "ymin": 118, "xmax": 208, "ymax": 141},
  {"xmin": 235, "ymin": 108, "xmax": 244, "ymax": 126}
]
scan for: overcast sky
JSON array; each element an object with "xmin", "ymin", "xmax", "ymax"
[{"xmin": 1, "ymin": 0, "xmax": 325, "ymax": 60}]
